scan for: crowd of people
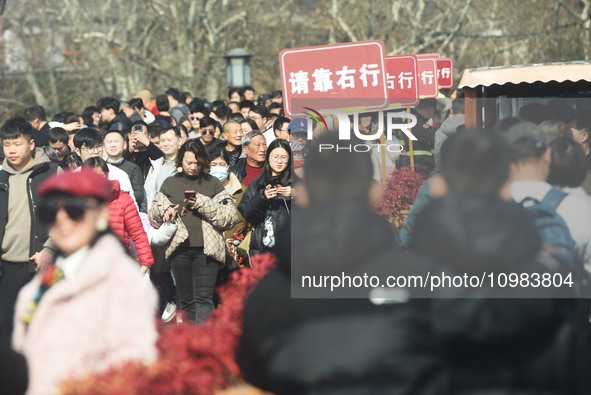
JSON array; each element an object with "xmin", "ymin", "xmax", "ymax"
[
  {"xmin": 1, "ymin": 82, "xmax": 591, "ymax": 394},
  {"xmin": 0, "ymin": 86, "xmax": 298, "ymax": 394}
]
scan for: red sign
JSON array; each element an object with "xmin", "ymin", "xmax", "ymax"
[
  {"xmin": 436, "ymin": 59, "xmax": 454, "ymax": 88},
  {"xmin": 415, "ymin": 53, "xmax": 441, "ymax": 60},
  {"xmin": 279, "ymin": 40, "xmax": 388, "ymax": 117},
  {"xmin": 416, "ymin": 58, "xmax": 438, "ymax": 98},
  {"xmin": 384, "ymin": 55, "xmax": 419, "ymax": 106}
]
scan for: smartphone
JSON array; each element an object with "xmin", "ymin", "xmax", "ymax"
[
  {"xmin": 184, "ymin": 190, "xmax": 196, "ymax": 199},
  {"xmin": 268, "ymin": 176, "xmax": 281, "ymax": 188},
  {"xmin": 132, "ymin": 124, "xmax": 143, "ymax": 133}
]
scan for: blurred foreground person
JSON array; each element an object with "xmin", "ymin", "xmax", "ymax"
[
  {"xmin": 237, "ymin": 133, "xmax": 441, "ymax": 394},
  {"xmin": 12, "ymin": 169, "xmax": 158, "ymax": 395},
  {"xmin": 410, "ymin": 131, "xmax": 591, "ymax": 394}
]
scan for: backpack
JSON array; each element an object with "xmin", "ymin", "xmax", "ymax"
[{"xmin": 520, "ymin": 188, "xmax": 577, "ymax": 270}]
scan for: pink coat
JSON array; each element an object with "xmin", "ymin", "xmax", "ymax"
[{"xmin": 12, "ymin": 234, "xmax": 159, "ymax": 395}]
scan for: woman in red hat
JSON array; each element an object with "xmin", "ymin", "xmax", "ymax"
[{"xmin": 11, "ymin": 168, "xmax": 158, "ymax": 395}]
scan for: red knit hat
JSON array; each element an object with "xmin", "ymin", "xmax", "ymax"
[{"xmin": 38, "ymin": 168, "xmax": 113, "ymax": 202}]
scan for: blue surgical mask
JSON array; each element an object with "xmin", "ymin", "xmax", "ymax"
[{"xmin": 210, "ymin": 166, "xmax": 229, "ymax": 181}]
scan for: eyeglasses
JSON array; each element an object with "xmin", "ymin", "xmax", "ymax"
[
  {"xmin": 190, "ymin": 116, "xmax": 201, "ymax": 121},
  {"xmin": 39, "ymin": 196, "xmax": 99, "ymax": 224},
  {"xmin": 201, "ymin": 129, "xmax": 215, "ymax": 135},
  {"xmin": 279, "ymin": 128, "xmax": 291, "ymax": 134},
  {"xmin": 81, "ymin": 144, "xmax": 104, "ymax": 152},
  {"xmin": 249, "ymin": 115, "xmax": 262, "ymax": 121},
  {"xmin": 270, "ymin": 155, "xmax": 289, "ymax": 163}
]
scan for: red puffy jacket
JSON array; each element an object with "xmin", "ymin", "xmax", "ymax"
[{"xmin": 108, "ymin": 181, "xmax": 154, "ymax": 266}]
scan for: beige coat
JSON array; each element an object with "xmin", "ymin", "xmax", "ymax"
[{"xmin": 149, "ymin": 189, "xmax": 237, "ymax": 264}]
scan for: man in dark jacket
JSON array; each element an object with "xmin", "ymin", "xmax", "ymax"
[
  {"xmin": 97, "ymin": 96, "xmax": 132, "ymax": 133},
  {"xmin": 0, "ymin": 116, "xmax": 60, "ymax": 343},
  {"xmin": 237, "ymin": 132, "xmax": 442, "ymax": 395}
]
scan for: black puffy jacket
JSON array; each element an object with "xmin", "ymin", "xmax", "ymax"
[
  {"xmin": 410, "ymin": 194, "xmax": 591, "ymax": 395},
  {"xmin": 237, "ymin": 204, "xmax": 445, "ymax": 395},
  {"xmin": 238, "ymin": 175, "xmax": 291, "ymax": 256}
]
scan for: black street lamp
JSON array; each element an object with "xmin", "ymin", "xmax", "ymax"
[{"xmin": 225, "ymin": 48, "xmax": 251, "ymax": 88}]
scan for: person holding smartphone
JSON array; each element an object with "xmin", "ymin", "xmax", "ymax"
[
  {"xmin": 238, "ymin": 139, "xmax": 292, "ymax": 257},
  {"xmin": 149, "ymin": 140, "xmax": 237, "ymax": 323}
]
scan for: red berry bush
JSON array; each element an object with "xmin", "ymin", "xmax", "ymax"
[{"xmin": 377, "ymin": 167, "xmax": 424, "ymax": 229}]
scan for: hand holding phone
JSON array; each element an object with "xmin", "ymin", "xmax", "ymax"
[{"xmin": 184, "ymin": 190, "xmax": 197, "ymax": 207}]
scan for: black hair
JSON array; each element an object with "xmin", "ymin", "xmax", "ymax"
[
  {"xmin": 23, "ymin": 105, "xmax": 47, "ymax": 122},
  {"xmin": 259, "ymin": 138, "xmax": 292, "ymax": 187},
  {"xmin": 213, "ymin": 105, "xmax": 231, "ymax": 121},
  {"xmin": 156, "ymin": 94, "xmax": 170, "ymax": 112},
  {"xmin": 271, "ymin": 90, "xmax": 282, "ymax": 99},
  {"xmin": 228, "ymin": 87, "xmax": 243, "ymax": 101},
  {"xmin": 239, "ymin": 100, "xmax": 255, "ymax": 110},
  {"xmin": 51, "ymin": 112, "xmax": 66, "ymax": 123},
  {"xmin": 165, "ymin": 87, "xmax": 181, "ymax": 101},
  {"xmin": 273, "ymin": 116, "xmax": 291, "ymax": 136},
  {"xmin": 148, "ymin": 122, "xmax": 163, "ymax": 138},
  {"xmin": 207, "ymin": 145, "xmax": 230, "ymax": 165},
  {"xmin": 180, "ymin": 91, "xmax": 192, "ymax": 103},
  {"xmin": 63, "ymin": 151, "xmax": 82, "ymax": 169},
  {"xmin": 161, "ymin": 125, "xmax": 183, "ymax": 139},
  {"xmin": 103, "ymin": 129, "xmax": 126, "ymax": 142},
  {"xmin": 441, "ymin": 130, "xmax": 511, "ymax": 196},
  {"xmin": 83, "ymin": 156, "xmax": 110, "ymax": 175},
  {"xmin": 189, "ymin": 101, "xmax": 210, "ymax": 116},
  {"xmin": 129, "ymin": 98, "xmax": 144, "ymax": 111},
  {"xmin": 228, "ymin": 113, "xmax": 245, "ymax": 122},
  {"xmin": 250, "ymin": 104, "xmax": 270, "ymax": 119},
  {"xmin": 62, "ymin": 112, "xmax": 80, "ymax": 125},
  {"xmin": 241, "ymin": 118, "xmax": 258, "ymax": 131},
  {"xmin": 199, "ymin": 116, "xmax": 216, "ymax": 129},
  {"xmin": 211, "ymin": 100, "xmax": 226, "ymax": 112},
  {"xmin": 48, "ymin": 127, "xmax": 69, "ymax": 144},
  {"xmin": 548, "ymin": 137, "xmax": 587, "ymax": 188},
  {"xmin": 73, "ymin": 128, "xmax": 103, "ymax": 149},
  {"xmin": 96, "ymin": 97, "xmax": 121, "ymax": 113},
  {"xmin": 176, "ymin": 139, "xmax": 210, "ymax": 176},
  {"xmin": 82, "ymin": 106, "xmax": 99, "ymax": 127},
  {"xmin": 1, "ymin": 116, "xmax": 34, "ymax": 141},
  {"xmin": 269, "ymin": 102, "xmax": 283, "ymax": 112}
]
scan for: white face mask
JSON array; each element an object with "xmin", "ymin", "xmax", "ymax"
[{"xmin": 210, "ymin": 166, "xmax": 229, "ymax": 181}]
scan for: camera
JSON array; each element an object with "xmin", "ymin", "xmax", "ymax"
[{"xmin": 132, "ymin": 124, "xmax": 143, "ymax": 133}]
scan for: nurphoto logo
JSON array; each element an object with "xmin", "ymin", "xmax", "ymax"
[{"xmin": 301, "ymin": 107, "xmax": 419, "ymax": 153}]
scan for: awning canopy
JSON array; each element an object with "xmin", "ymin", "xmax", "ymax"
[{"xmin": 459, "ymin": 61, "xmax": 591, "ymax": 89}]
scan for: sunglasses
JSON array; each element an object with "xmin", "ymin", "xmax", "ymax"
[
  {"xmin": 39, "ymin": 196, "xmax": 99, "ymax": 224},
  {"xmin": 202, "ymin": 129, "xmax": 215, "ymax": 135}
]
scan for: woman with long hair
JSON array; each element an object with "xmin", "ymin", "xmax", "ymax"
[{"xmin": 238, "ymin": 139, "xmax": 292, "ymax": 256}]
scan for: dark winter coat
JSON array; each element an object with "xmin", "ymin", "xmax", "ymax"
[
  {"xmin": 410, "ymin": 194, "xmax": 591, "ymax": 395},
  {"xmin": 237, "ymin": 174, "xmax": 291, "ymax": 256},
  {"xmin": 237, "ymin": 204, "xmax": 444, "ymax": 395}
]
